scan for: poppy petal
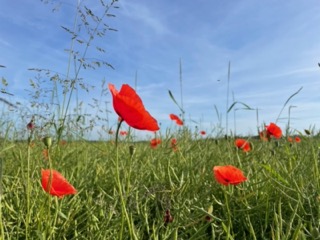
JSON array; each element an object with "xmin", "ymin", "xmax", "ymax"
[
  {"xmin": 266, "ymin": 123, "xmax": 282, "ymax": 139},
  {"xmin": 235, "ymin": 139, "xmax": 251, "ymax": 152},
  {"xmin": 41, "ymin": 169, "xmax": 77, "ymax": 198},
  {"xmin": 213, "ymin": 165, "xmax": 247, "ymax": 186},
  {"xmin": 109, "ymin": 84, "xmax": 159, "ymax": 131},
  {"xmin": 169, "ymin": 114, "xmax": 183, "ymax": 126}
]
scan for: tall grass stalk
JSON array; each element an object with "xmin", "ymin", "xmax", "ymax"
[
  {"xmin": 114, "ymin": 121, "xmax": 136, "ymax": 239},
  {"xmin": 226, "ymin": 61, "xmax": 231, "ymax": 137}
]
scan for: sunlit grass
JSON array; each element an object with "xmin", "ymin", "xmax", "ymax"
[
  {"xmin": 0, "ymin": 1, "xmax": 318, "ymax": 239},
  {"xmin": 0, "ymin": 132, "xmax": 319, "ymax": 239}
]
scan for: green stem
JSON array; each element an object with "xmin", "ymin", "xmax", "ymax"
[
  {"xmin": 46, "ymin": 147, "xmax": 53, "ymax": 238},
  {"xmin": 51, "ymin": 197, "xmax": 60, "ymax": 238},
  {"xmin": 114, "ymin": 122, "xmax": 135, "ymax": 239},
  {"xmin": 26, "ymin": 144, "xmax": 31, "ymax": 239},
  {"xmin": 224, "ymin": 187, "xmax": 232, "ymax": 239},
  {"xmin": 115, "ymin": 120, "xmax": 123, "ymax": 148}
]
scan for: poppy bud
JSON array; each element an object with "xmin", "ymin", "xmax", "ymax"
[
  {"xmin": 164, "ymin": 209, "xmax": 173, "ymax": 224},
  {"xmin": 129, "ymin": 145, "xmax": 136, "ymax": 156},
  {"xmin": 43, "ymin": 136, "xmax": 52, "ymax": 148},
  {"xmin": 311, "ymin": 227, "xmax": 320, "ymax": 239},
  {"xmin": 27, "ymin": 121, "xmax": 35, "ymax": 130}
]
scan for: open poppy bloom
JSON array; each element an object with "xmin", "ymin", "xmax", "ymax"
[
  {"xmin": 213, "ymin": 165, "xmax": 247, "ymax": 186},
  {"xmin": 41, "ymin": 169, "xmax": 77, "ymax": 198},
  {"xmin": 169, "ymin": 114, "xmax": 183, "ymax": 126},
  {"xmin": 265, "ymin": 122, "xmax": 282, "ymax": 139},
  {"xmin": 150, "ymin": 138, "xmax": 161, "ymax": 148},
  {"xmin": 235, "ymin": 139, "xmax": 251, "ymax": 152},
  {"xmin": 295, "ymin": 136, "xmax": 301, "ymax": 143},
  {"xmin": 108, "ymin": 84, "xmax": 159, "ymax": 131}
]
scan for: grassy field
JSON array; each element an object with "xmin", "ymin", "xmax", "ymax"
[
  {"xmin": 0, "ymin": 1, "xmax": 318, "ymax": 239},
  {"xmin": 0, "ymin": 130, "xmax": 319, "ymax": 239}
]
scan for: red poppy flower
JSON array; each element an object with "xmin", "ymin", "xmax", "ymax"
[
  {"xmin": 213, "ymin": 165, "xmax": 247, "ymax": 186},
  {"xmin": 200, "ymin": 130, "xmax": 206, "ymax": 135},
  {"xmin": 235, "ymin": 139, "xmax": 251, "ymax": 152},
  {"xmin": 171, "ymin": 138, "xmax": 178, "ymax": 151},
  {"xmin": 120, "ymin": 131, "xmax": 127, "ymax": 136},
  {"xmin": 295, "ymin": 136, "xmax": 301, "ymax": 143},
  {"xmin": 150, "ymin": 138, "xmax": 161, "ymax": 148},
  {"xmin": 108, "ymin": 84, "xmax": 159, "ymax": 131},
  {"xmin": 265, "ymin": 122, "xmax": 282, "ymax": 139},
  {"xmin": 169, "ymin": 114, "xmax": 183, "ymax": 126},
  {"xmin": 27, "ymin": 122, "xmax": 35, "ymax": 130},
  {"xmin": 41, "ymin": 169, "xmax": 77, "ymax": 198},
  {"xmin": 287, "ymin": 137, "xmax": 293, "ymax": 142}
]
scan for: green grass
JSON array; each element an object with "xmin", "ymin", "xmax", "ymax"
[{"xmin": 0, "ymin": 133, "xmax": 320, "ymax": 239}]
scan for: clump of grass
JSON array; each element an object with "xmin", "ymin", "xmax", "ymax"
[{"xmin": 1, "ymin": 131, "xmax": 320, "ymax": 238}]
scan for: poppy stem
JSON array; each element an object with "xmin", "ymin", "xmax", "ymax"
[
  {"xmin": 26, "ymin": 143, "xmax": 31, "ymax": 237},
  {"xmin": 115, "ymin": 119, "xmax": 123, "ymax": 148}
]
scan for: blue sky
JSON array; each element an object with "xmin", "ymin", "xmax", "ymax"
[{"xmin": 1, "ymin": 0, "xmax": 320, "ymax": 139}]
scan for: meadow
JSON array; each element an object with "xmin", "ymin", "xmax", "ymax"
[
  {"xmin": 1, "ymin": 1, "xmax": 320, "ymax": 239},
  {"xmin": 0, "ymin": 125, "xmax": 320, "ymax": 239}
]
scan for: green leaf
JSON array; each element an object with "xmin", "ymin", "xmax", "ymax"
[
  {"xmin": 227, "ymin": 101, "xmax": 254, "ymax": 113},
  {"xmin": 168, "ymin": 90, "xmax": 184, "ymax": 114},
  {"xmin": 260, "ymin": 164, "xmax": 289, "ymax": 186},
  {"xmin": 276, "ymin": 86, "xmax": 303, "ymax": 122}
]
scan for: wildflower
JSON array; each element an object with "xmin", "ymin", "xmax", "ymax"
[
  {"xmin": 235, "ymin": 139, "xmax": 251, "ymax": 152},
  {"xmin": 41, "ymin": 169, "xmax": 77, "ymax": 198},
  {"xmin": 129, "ymin": 145, "xmax": 136, "ymax": 156},
  {"xmin": 164, "ymin": 209, "xmax": 173, "ymax": 224},
  {"xmin": 59, "ymin": 140, "xmax": 67, "ymax": 146},
  {"xmin": 295, "ymin": 136, "xmax": 301, "ymax": 143},
  {"xmin": 120, "ymin": 131, "xmax": 127, "ymax": 136},
  {"xmin": 27, "ymin": 116, "xmax": 35, "ymax": 130},
  {"xmin": 171, "ymin": 138, "xmax": 178, "ymax": 151},
  {"xmin": 266, "ymin": 122, "xmax": 282, "ymax": 139},
  {"xmin": 169, "ymin": 114, "xmax": 183, "ymax": 126},
  {"xmin": 288, "ymin": 136, "xmax": 301, "ymax": 143},
  {"xmin": 108, "ymin": 83, "xmax": 159, "ymax": 131},
  {"xmin": 150, "ymin": 138, "xmax": 161, "ymax": 148},
  {"xmin": 27, "ymin": 121, "xmax": 35, "ymax": 130},
  {"xmin": 213, "ymin": 165, "xmax": 247, "ymax": 186},
  {"xmin": 43, "ymin": 136, "xmax": 52, "ymax": 148},
  {"xmin": 200, "ymin": 130, "xmax": 206, "ymax": 135}
]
